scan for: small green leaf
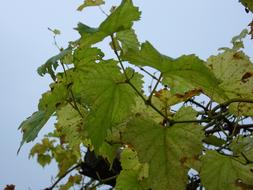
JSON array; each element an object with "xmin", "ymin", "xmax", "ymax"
[
  {"xmin": 200, "ymin": 150, "xmax": 253, "ymax": 190},
  {"xmin": 77, "ymin": 0, "xmax": 105, "ymax": 11},
  {"xmin": 116, "ymin": 29, "xmax": 140, "ymax": 52},
  {"xmin": 37, "ymin": 154, "xmax": 51, "ymax": 167},
  {"xmin": 231, "ymin": 29, "xmax": 248, "ymax": 50},
  {"xmin": 37, "ymin": 48, "xmax": 72, "ymax": 80},
  {"xmin": 48, "ymin": 27, "xmax": 61, "ymax": 35},
  {"xmin": 115, "ymin": 148, "xmax": 147, "ymax": 190},
  {"xmin": 18, "ymin": 111, "xmax": 49, "ymax": 153}
]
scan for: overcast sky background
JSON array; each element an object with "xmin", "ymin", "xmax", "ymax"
[{"xmin": 0, "ymin": 1, "xmax": 252, "ymax": 189}]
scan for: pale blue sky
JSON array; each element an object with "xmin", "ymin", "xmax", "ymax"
[{"xmin": 0, "ymin": 1, "xmax": 252, "ymax": 189}]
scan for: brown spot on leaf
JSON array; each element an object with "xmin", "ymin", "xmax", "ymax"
[
  {"xmin": 180, "ymin": 156, "xmax": 188, "ymax": 165},
  {"xmin": 175, "ymin": 88, "xmax": 202, "ymax": 99},
  {"xmin": 233, "ymin": 52, "xmax": 244, "ymax": 59},
  {"xmin": 241, "ymin": 72, "xmax": 253, "ymax": 83}
]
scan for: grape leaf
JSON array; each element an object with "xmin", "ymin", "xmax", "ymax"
[
  {"xmin": 122, "ymin": 107, "xmax": 203, "ymax": 190},
  {"xmin": 207, "ymin": 50, "xmax": 253, "ymax": 116},
  {"xmin": 37, "ymin": 48, "xmax": 72, "ymax": 80},
  {"xmin": 55, "ymin": 104, "xmax": 87, "ymax": 147},
  {"xmin": 53, "ymin": 145, "xmax": 81, "ymax": 176},
  {"xmin": 231, "ymin": 29, "xmax": 248, "ymax": 50},
  {"xmin": 116, "ymin": 29, "xmax": 140, "ymax": 52},
  {"xmin": 73, "ymin": 61, "xmax": 143, "ymax": 150},
  {"xmin": 230, "ymin": 136, "xmax": 253, "ymax": 162},
  {"xmin": 200, "ymin": 150, "xmax": 253, "ymax": 190},
  {"xmin": 123, "ymin": 41, "xmax": 226, "ymax": 97},
  {"xmin": 77, "ymin": 0, "xmax": 105, "ymax": 11},
  {"xmin": 115, "ymin": 148, "xmax": 147, "ymax": 190},
  {"xmin": 19, "ymin": 74, "xmax": 71, "ymax": 152},
  {"xmin": 76, "ymin": 0, "xmax": 141, "ymax": 48},
  {"xmin": 18, "ymin": 111, "xmax": 49, "ymax": 153},
  {"xmin": 30, "ymin": 138, "xmax": 54, "ymax": 167}
]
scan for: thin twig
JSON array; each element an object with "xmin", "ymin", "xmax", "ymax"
[
  {"xmin": 148, "ymin": 73, "xmax": 162, "ymax": 102},
  {"xmin": 211, "ymin": 98, "xmax": 253, "ymax": 113},
  {"xmin": 188, "ymin": 99, "xmax": 208, "ymax": 112},
  {"xmin": 47, "ymin": 164, "xmax": 81, "ymax": 190},
  {"xmin": 138, "ymin": 66, "xmax": 159, "ymax": 80}
]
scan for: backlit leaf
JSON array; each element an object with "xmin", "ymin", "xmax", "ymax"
[
  {"xmin": 207, "ymin": 50, "xmax": 253, "ymax": 116},
  {"xmin": 55, "ymin": 104, "xmax": 87, "ymax": 147},
  {"xmin": 123, "ymin": 41, "xmax": 226, "ymax": 97},
  {"xmin": 115, "ymin": 148, "xmax": 147, "ymax": 190},
  {"xmin": 200, "ymin": 150, "xmax": 253, "ymax": 190},
  {"xmin": 123, "ymin": 107, "xmax": 203, "ymax": 190},
  {"xmin": 73, "ymin": 61, "xmax": 143, "ymax": 150},
  {"xmin": 18, "ymin": 111, "xmax": 49, "ymax": 153},
  {"xmin": 37, "ymin": 48, "xmax": 72, "ymax": 80},
  {"xmin": 77, "ymin": 0, "xmax": 141, "ymax": 48}
]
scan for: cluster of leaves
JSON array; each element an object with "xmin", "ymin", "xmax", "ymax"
[{"xmin": 18, "ymin": 0, "xmax": 253, "ymax": 189}]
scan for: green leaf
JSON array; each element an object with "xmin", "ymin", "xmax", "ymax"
[
  {"xmin": 230, "ymin": 136, "xmax": 253, "ymax": 162},
  {"xmin": 200, "ymin": 150, "xmax": 253, "ymax": 190},
  {"xmin": 19, "ymin": 74, "xmax": 71, "ymax": 152},
  {"xmin": 48, "ymin": 27, "xmax": 61, "ymax": 35},
  {"xmin": 202, "ymin": 135, "xmax": 226, "ymax": 147},
  {"xmin": 122, "ymin": 41, "xmax": 169, "ymax": 71},
  {"xmin": 122, "ymin": 107, "xmax": 203, "ymax": 190},
  {"xmin": 231, "ymin": 29, "xmax": 248, "ymax": 50},
  {"xmin": 73, "ymin": 61, "xmax": 143, "ymax": 150},
  {"xmin": 38, "ymin": 75, "xmax": 70, "ymax": 113},
  {"xmin": 115, "ymin": 148, "xmax": 147, "ymax": 190},
  {"xmin": 37, "ymin": 48, "xmax": 72, "ymax": 80},
  {"xmin": 123, "ymin": 41, "xmax": 226, "ymax": 97},
  {"xmin": 77, "ymin": 0, "xmax": 105, "ymax": 11},
  {"xmin": 55, "ymin": 104, "xmax": 87, "ymax": 147},
  {"xmin": 37, "ymin": 154, "xmax": 51, "ymax": 167},
  {"xmin": 116, "ymin": 29, "xmax": 140, "ymax": 52},
  {"xmin": 207, "ymin": 50, "xmax": 253, "ymax": 116},
  {"xmin": 77, "ymin": 0, "xmax": 141, "ymax": 48},
  {"xmin": 18, "ymin": 111, "xmax": 49, "ymax": 153}
]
